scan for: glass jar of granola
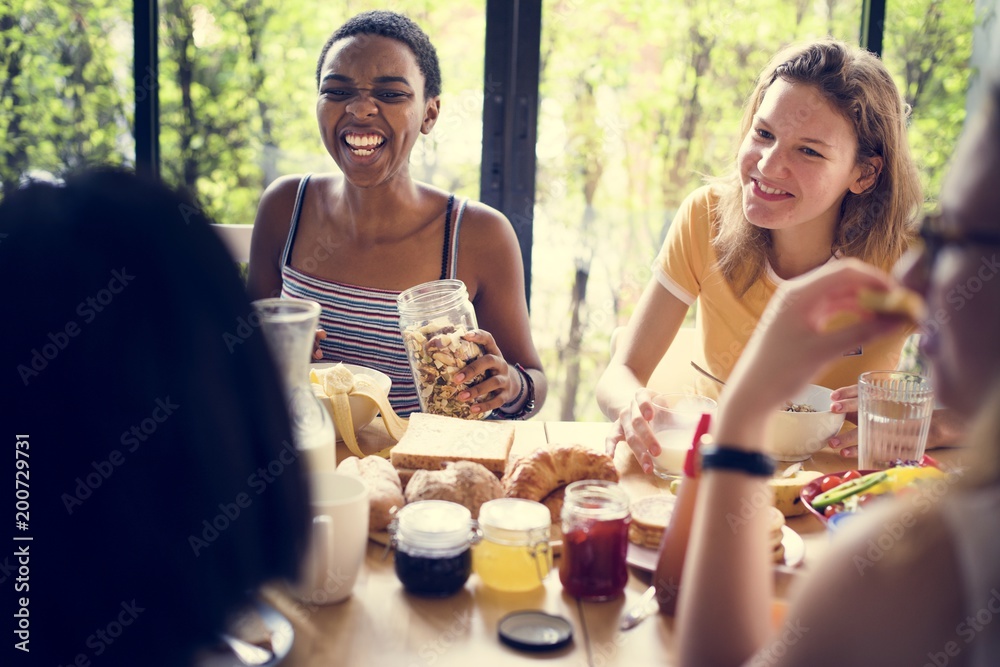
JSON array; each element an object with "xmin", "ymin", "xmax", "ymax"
[{"xmin": 397, "ymin": 279, "xmax": 490, "ymax": 419}]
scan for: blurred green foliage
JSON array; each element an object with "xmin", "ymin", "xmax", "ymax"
[{"xmin": 0, "ymin": 0, "xmax": 977, "ymax": 420}]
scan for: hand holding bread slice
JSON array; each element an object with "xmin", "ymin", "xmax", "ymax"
[
  {"xmin": 858, "ymin": 286, "xmax": 926, "ymax": 322},
  {"xmin": 822, "ymin": 285, "xmax": 926, "ymax": 332}
]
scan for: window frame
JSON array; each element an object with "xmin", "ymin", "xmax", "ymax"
[{"xmin": 134, "ymin": 0, "xmax": 888, "ymax": 298}]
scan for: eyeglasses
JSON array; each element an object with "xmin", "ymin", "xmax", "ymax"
[{"xmin": 917, "ymin": 210, "xmax": 1000, "ymax": 269}]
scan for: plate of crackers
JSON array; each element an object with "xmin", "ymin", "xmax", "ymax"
[{"xmin": 625, "ymin": 495, "xmax": 805, "ymax": 572}]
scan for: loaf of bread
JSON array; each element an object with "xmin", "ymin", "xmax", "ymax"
[
  {"xmin": 503, "ymin": 444, "xmax": 618, "ymax": 502},
  {"xmin": 389, "ymin": 412, "xmax": 515, "ymax": 475},
  {"xmin": 404, "ymin": 461, "xmax": 502, "ymax": 519},
  {"xmin": 337, "ymin": 455, "xmax": 405, "ymax": 531}
]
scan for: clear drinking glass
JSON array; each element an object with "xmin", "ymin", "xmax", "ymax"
[
  {"xmin": 649, "ymin": 393, "xmax": 717, "ymax": 481},
  {"xmin": 858, "ymin": 371, "xmax": 934, "ymax": 470}
]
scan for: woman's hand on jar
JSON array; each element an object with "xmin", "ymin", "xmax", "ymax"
[
  {"xmin": 828, "ymin": 384, "xmax": 860, "ymax": 458},
  {"xmin": 606, "ymin": 388, "xmax": 660, "ymax": 474},
  {"xmin": 452, "ymin": 329, "xmax": 519, "ymax": 414},
  {"xmin": 312, "ymin": 328, "xmax": 327, "ymax": 360}
]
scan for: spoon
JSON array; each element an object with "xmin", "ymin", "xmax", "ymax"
[
  {"xmin": 220, "ymin": 634, "xmax": 273, "ymax": 666},
  {"xmin": 691, "ymin": 361, "xmax": 802, "ymax": 412},
  {"xmin": 690, "ymin": 361, "xmax": 726, "ymax": 387},
  {"xmin": 619, "ymin": 585, "xmax": 658, "ymax": 631}
]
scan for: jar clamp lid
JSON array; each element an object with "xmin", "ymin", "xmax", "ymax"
[{"xmin": 478, "ymin": 498, "xmax": 551, "ymax": 544}]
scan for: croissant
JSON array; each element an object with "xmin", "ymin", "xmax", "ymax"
[{"xmin": 503, "ymin": 444, "xmax": 619, "ymax": 502}]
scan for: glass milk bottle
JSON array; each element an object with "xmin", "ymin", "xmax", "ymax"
[
  {"xmin": 397, "ymin": 279, "xmax": 490, "ymax": 419},
  {"xmin": 252, "ymin": 298, "xmax": 336, "ymax": 472}
]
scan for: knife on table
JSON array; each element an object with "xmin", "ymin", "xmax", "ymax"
[{"xmin": 619, "ymin": 585, "xmax": 658, "ymax": 631}]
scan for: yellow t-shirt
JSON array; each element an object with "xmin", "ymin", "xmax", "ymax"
[{"xmin": 654, "ymin": 185, "xmax": 911, "ymax": 399}]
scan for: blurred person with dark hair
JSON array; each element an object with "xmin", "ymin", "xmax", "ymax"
[{"xmin": 1, "ymin": 168, "xmax": 310, "ymax": 666}]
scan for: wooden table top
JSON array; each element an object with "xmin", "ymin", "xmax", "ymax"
[{"xmin": 266, "ymin": 418, "xmax": 969, "ymax": 667}]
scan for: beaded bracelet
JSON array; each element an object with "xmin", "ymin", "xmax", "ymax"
[
  {"xmin": 501, "ymin": 363, "xmax": 526, "ymax": 409},
  {"xmin": 497, "ymin": 363, "xmax": 536, "ymax": 420}
]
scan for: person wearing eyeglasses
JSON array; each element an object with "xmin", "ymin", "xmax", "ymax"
[
  {"xmin": 678, "ymin": 69, "xmax": 1000, "ymax": 666},
  {"xmin": 597, "ymin": 39, "xmax": 961, "ymax": 473}
]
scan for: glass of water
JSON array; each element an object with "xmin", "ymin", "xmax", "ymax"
[{"xmin": 858, "ymin": 371, "xmax": 934, "ymax": 470}]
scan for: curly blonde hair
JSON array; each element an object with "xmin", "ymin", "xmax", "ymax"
[{"xmin": 713, "ymin": 40, "xmax": 922, "ymax": 295}]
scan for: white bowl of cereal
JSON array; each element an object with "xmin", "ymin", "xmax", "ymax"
[{"xmin": 763, "ymin": 384, "xmax": 846, "ymax": 462}]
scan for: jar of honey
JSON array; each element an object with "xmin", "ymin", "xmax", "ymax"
[
  {"xmin": 473, "ymin": 498, "xmax": 552, "ymax": 592},
  {"xmin": 559, "ymin": 480, "xmax": 631, "ymax": 600},
  {"xmin": 391, "ymin": 500, "xmax": 478, "ymax": 597}
]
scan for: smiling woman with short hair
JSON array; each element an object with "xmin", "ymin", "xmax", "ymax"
[{"xmin": 248, "ymin": 10, "xmax": 547, "ymax": 422}]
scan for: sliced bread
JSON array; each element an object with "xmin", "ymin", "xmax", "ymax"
[{"xmin": 389, "ymin": 412, "xmax": 515, "ymax": 475}]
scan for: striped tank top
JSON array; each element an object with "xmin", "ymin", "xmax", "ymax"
[{"xmin": 280, "ymin": 174, "xmax": 468, "ymax": 416}]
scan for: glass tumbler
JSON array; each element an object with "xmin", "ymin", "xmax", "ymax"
[
  {"xmin": 649, "ymin": 393, "xmax": 717, "ymax": 481},
  {"xmin": 858, "ymin": 371, "xmax": 934, "ymax": 470}
]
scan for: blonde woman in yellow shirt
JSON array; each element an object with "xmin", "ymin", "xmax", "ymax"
[{"xmin": 597, "ymin": 39, "xmax": 935, "ymax": 473}]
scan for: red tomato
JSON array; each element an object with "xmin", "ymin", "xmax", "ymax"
[
  {"xmin": 820, "ymin": 475, "xmax": 844, "ymax": 493},
  {"xmin": 841, "ymin": 470, "xmax": 862, "ymax": 483},
  {"xmin": 857, "ymin": 493, "xmax": 877, "ymax": 507},
  {"xmin": 919, "ymin": 454, "xmax": 941, "ymax": 469},
  {"xmin": 824, "ymin": 504, "xmax": 843, "ymax": 519}
]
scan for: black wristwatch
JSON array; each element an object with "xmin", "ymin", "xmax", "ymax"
[{"xmin": 699, "ymin": 445, "xmax": 776, "ymax": 477}]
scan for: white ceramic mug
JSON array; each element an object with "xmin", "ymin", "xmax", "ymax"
[{"xmin": 291, "ymin": 472, "xmax": 369, "ymax": 605}]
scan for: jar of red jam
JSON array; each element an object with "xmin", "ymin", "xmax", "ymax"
[
  {"xmin": 390, "ymin": 500, "xmax": 478, "ymax": 597},
  {"xmin": 559, "ymin": 480, "xmax": 631, "ymax": 600}
]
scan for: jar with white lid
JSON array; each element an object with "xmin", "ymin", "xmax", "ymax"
[
  {"xmin": 390, "ymin": 500, "xmax": 479, "ymax": 597},
  {"xmin": 397, "ymin": 279, "xmax": 490, "ymax": 419},
  {"xmin": 474, "ymin": 498, "xmax": 552, "ymax": 592}
]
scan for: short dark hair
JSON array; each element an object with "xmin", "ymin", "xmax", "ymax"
[{"xmin": 315, "ymin": 10, "xmax": 442, "ymax": 98}]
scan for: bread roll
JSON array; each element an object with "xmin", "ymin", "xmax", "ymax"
[
  {"xmin": 404, "ymin": 461, "xmax": 502, "ymax": 519},
  {"xmin": 503, "ymin": 444, "xmax": 618, "ymax": 502},
  {"xmin": 337, "ymin": 455, "xmax": 404, "ymax": 531}
]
